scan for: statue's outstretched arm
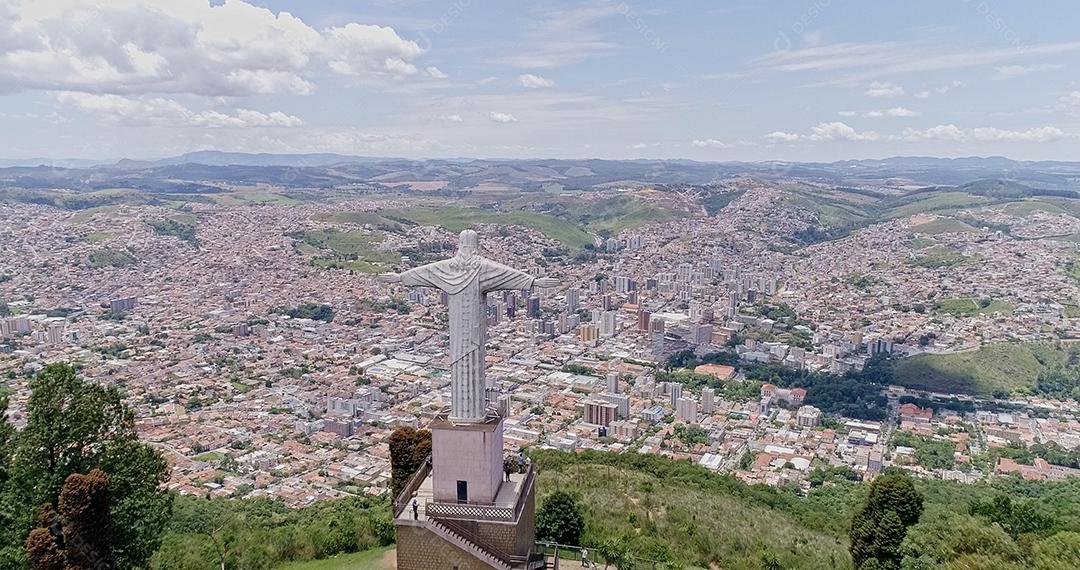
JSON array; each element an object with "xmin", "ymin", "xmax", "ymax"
[
  {"xmin": 379, "ymin": 266, "xmax": 440, "ymax": 288},
  {"xmin": 480, "ymin": 260, "xmax": 558, "ymax": 292}
]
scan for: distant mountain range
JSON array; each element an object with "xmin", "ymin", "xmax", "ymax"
[{"xmin": 1, "ymin": 151, "xmax": 1078, "ymax": 192}]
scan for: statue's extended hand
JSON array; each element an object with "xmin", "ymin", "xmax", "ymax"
[
  {"xmin": 534, "ymin": 277, "xmax": 559, "ymax": 288},
  {"xmin": 378, "ymin": 273, "xmax": 402, "ymax": 283}
]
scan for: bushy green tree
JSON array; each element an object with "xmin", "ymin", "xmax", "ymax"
[
  {"xmin": 537, "ymin": 491, "xmax": 585, "ymax": 546},
  {"xmin": 0, "ymin": 363, "xmax": 172, "ymax": 569},
  {"xmin": 850, "ymin": 474, "xmax": 923, "ymax": 569}
]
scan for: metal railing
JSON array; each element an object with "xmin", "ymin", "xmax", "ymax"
[
  {"xmin": 393, "ymin": 453, "xmax": 432, "ymax": 518},
  {"xmin": 426, "ymin": 501, "xmax": 515, "ymax": 521},
  {"xmin": 424, "ymin": 460, "xmax": 536, "ymax": 523}
]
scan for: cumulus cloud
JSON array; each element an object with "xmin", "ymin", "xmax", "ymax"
[
  {"xmin": 900, "ymin": 124, "xmax": 1065, "ymax": 143},
  {"xmin": 765, "ymin": 131, "xmax": 801, "ymax": 143},
  {"xmin": 0, "ymin": 0, "xmax": 427, "ymax": 97},
  {"xmin": 518, "ymin": 74, "xmax": 556, "ymax": 88},
  {"xmin": 691, "ymin": 139, "xmax": 729, "ymax": 148},
  {"xmin": 488, "ymin": 111, "xmax": 518, "ymax": 123},
  {"xmin": 54, "ymin": 92, "xmax": 302, "ymax": 128},
  {"xmin": 885, "ymin": 107, "xmax": 919, "ymax": 117},
  {"xmin": 838, "ymin": 107, "xmax": 920, "ymax": 118},
  {"xmin": 768, "ymin": 122, "xmax": 878, "ymax": 143},
  {"xmin": 440, "ymin": 114, "xmax": 464, "ymax": 122},
  {"xmin": 864, "ymin": 81, "xmax": 904, "ymax": 98}
]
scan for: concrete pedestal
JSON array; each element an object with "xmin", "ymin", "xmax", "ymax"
[{"xmin": 430, "ymin": 413, "xmax": 504, "ymax": 504}]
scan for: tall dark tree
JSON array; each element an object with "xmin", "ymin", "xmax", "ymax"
[
  {"xmin": 536, "ymin": 491, "xmax": 585, "ymax": 546},
  {"xmin": 26, "ymin": 469, "xmax": 112, "ymax": 570},
  {"xmin": 850, "ymin": 474, "xmax": 923, "ymax": 570},
  {"xmin": 0, "ymin": 363, "xmax": 172, "ymax": 569},
  {"xmin": 388, "ymin": 427, "xmax": 432, "ymax": 499}
]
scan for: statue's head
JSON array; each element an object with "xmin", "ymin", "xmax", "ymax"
[{"xmin": 458, "ymin": 230, "xmax": 479, "ymax": 257}]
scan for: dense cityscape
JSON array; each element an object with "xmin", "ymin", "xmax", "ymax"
[
  {"xmin": 2, "ymin": 175, "xmax": 1078, "ymax": 511},
  {"xmin": 2, "ymin": 1, "xmax": 1080, "ymax": 568}
]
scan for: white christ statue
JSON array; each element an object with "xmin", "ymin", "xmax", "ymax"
[{"xmin": 380, "ymin": 230, "xmax": 558, "ymax": 422}]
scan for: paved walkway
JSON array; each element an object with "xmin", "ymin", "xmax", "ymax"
[{"xmin": 395, "ymin": 471, "xmax": 527, "ymax": 523}]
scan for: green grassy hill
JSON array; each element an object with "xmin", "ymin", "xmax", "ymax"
[
  {"xmin": 274, "ymin": 547, "xmax": 394, "ymax": 570},
  {"xmin": 533, "ymin": 450, "xmax": 858, "ymax": 569},
  {"xmin": 531, "ymin": 450, "xmax": 1080, "ymax": 570},
  {"xmin": 386, "ymin": 206, "xmax": 595, "ymax": 249},
  {"xmin": 892, "ymin": 342, "xmax": 1079, "ymax": 396}
]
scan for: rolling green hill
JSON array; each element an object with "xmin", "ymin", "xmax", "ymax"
[
  {"xmin": 892, "ymin": 342, "xmax": 1080, "ymax": 396},
  {"xmin": 531, "ymin": 449, "xmax": 1080, "ymax": 570},
  {"xmin": 386, "ymin": 206, "xmax": 596, "ymax": 249}
]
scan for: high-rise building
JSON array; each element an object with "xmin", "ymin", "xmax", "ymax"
[
  {"xmin": 669, "ymin": 382, "xmax": 683, "ymax": 407},
  {"xmin": 701, "ymin": 387, "xmax": 716, "ymax": 414},
  {"xmin": 600, "ymin": 393, "xmax": 630, "ymax": 419},
  {"xmin": 610, "ymin": 419, "xmax": 640, "ymax": 441},
  {"xmin": 327, "ymin": 397, "xmax": 359, "ymax": 417},
  {"xmin": 606, "ymin": 372, "xmax": 619, "ymax": 394},
  {"xmin": 599, "ymin": 311, "xmax": 617, "ymax": 337},
  {"xmin": 797, "ymin": 405, "xmax": 822, "ymax": 428},
  {"xmin": 109, "ymin": 297, "xmax": 137, "ymax": 313},
  {"xmin": 322, "ymin": 419, "xmax": 354, "ymax": 437},
  {"xmin": 497, "ymin": 394, "xmax": 513, "ymax": 417},
  {"xmin": 579, "ymin": 324, "xmax": 599, "ymax": 343},
  {"xmin": 649, "ymin": 316, "xmax": 665, "ymax": 335},
  {"xmin": 675, "ymin": 397, "xmax": 698, "ymax": 424},
  {"xmin": 46, "ymin": 322, "xmax": 65, "ymax": 345},
  {"xmin": 615, "ymin": 276, "xmax": 636, "ymax": 294},
  {"xmin": 566, "ymin": 288, "xmax": 580, "ymax": 312},
  {"xmin": 637, "ymin": 310, "xmax": 651, "ymax": 332},
  {"xmin": 584, "ymin": 399, "xmax": 618, "ymax": 427},
  {"xmin": 12, "ymin": 317, "xmax": 31, "ymax": 334},
  {"xmin": 691, "ymin": 323, "xmax": 714, "ymax": 345}
]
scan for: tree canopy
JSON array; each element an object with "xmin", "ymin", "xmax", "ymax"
[
  {"xmin": 850, "ymin": 474, "xmax": 924, "ymax": 570},
  {"xmin": 537, "ymin": 491, "xmax": 585, "ymax": 546},
  {"xmin": 0, "ymin": 363, "xmax": 172, "ymax": 569}
]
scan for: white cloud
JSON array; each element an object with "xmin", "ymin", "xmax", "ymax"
[
  {"xmin": 425, "ymin": 66, "xmax": 448, "ymax": 79},
  {"xmin": 865, "ymin": 82, "xmax": 904, "ymax": 98},
  {"xmin": 886, "ymin": 107, "xmax": 919, "ymax": 117},
  {"xmin": 767, "ymin": 122, "xmax": 878, "ymax": 143},
  {"xmin": 809, "ymin": 122, "xmax": 879, "ymax": 141},
  {"xmin": 901, "ymin": 124, "xmax": 1065, "ymax": 143},
  {"xmin": 751, "ymin": 39, "xmax": 1080, "ymax": 86},
  {"xmin": 498, "ymin": 3, "xmax": 622, "ymax": 68},
  {"xmin": 518, "ymin": 74, "xmax": 556, "ymax": 89},
  {"xmin": 1057, "ymin": 91, "xmax": 1080, "ymax": 116},
  {"xmin": 691, "ymin": 139, "xmax": 729, "ymax": 148},
  {"xmin": 0, "ymin": 0, "xmax": 427, "ymax": 96},
  {"xmin": 838, "ymin": 107, "xmax": 920, "ymax": 118},
  {"xmin": 54, "ymin": 92, "xmax": 302, "ymax": 128},
  {"xmin": 992, "ymin": 64, "xmax": 1062, "ymax": 79},
  {"xmin": 441, "ymin": 114, "xmax": 464, "ymax": 122},
  {"xmin": 765, "ymin": 131, "xmax": 801, "ymax": 143},
  {"xmin": 488, "ymin": 111, "xmax": 518, "ymax": 123},
  {"xmin": 913, "ymin": 81, "xmax": 963, "ymax": 99}
]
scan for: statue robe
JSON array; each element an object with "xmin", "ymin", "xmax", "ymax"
[{"xmin": 399, "ymin": 256, "xmax": 535, "ymax": 421}]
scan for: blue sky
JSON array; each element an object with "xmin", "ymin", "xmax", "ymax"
[{"xmin": 0, "ymin": 0, "xmax": 1078, "ymax": 161}]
